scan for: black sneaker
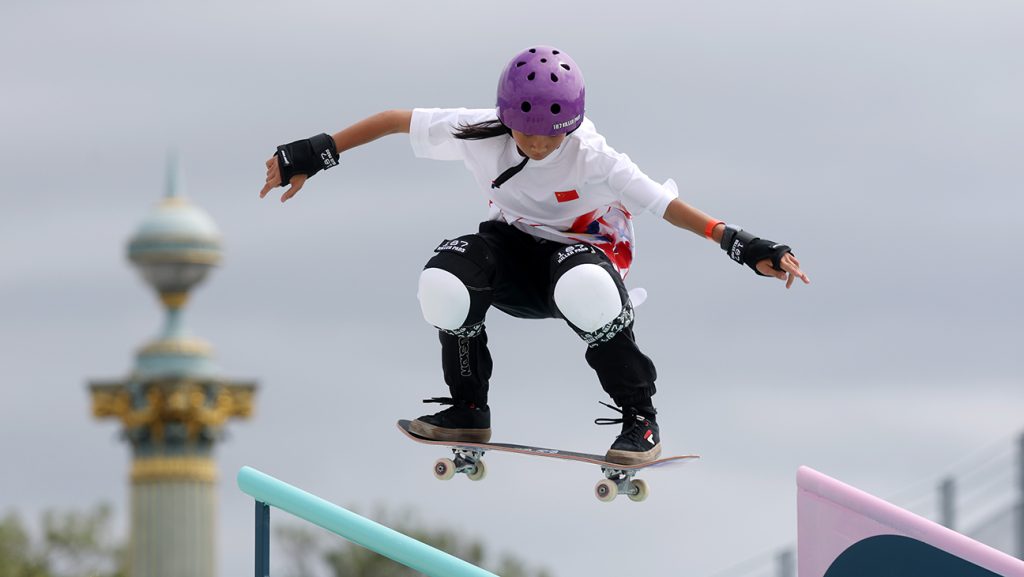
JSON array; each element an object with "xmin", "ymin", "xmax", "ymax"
[
  {"xmin": 595, "ymin": 402, "xmax": 662, "ymax": 465},
  {"xmin": 409, "ymin": 397, "xmax": 492, "ymax": 443}
]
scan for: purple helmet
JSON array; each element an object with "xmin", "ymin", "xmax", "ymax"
[{"xmin": 496, "ymin": 46, "xmax": 585, "ymax": 136}]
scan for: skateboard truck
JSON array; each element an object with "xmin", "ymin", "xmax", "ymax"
[
  {"xmin": 595, "ymin": 467, "xmax": 649, "ymax": 502},
  {"xmin": 434, "ymin": 450, "xmax": 649, "ymax": 502},
  {"xmin": 433, "ymin": 448, "xmax": 487, "ymax": 481}
]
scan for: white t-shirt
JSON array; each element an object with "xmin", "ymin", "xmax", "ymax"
[{"xmin": 409, "ymin": 107, "xmax": 678, "ymax": 277}]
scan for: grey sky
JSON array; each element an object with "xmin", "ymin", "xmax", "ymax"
[{"xmin": 2, "ymin": 1, "xmax": 1023, "ymax": 576}]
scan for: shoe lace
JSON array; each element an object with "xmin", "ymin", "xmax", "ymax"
[
  {"xmin": 422, "ymin": 397, "xmax": 484, "ymax": 411},
  {"xmin": 593, "ymin": 401, "xmax": 629, "ymax": 426},
  {"xmin": 594, "ymin": 401, "xmax": 654, "ymax": 445}
]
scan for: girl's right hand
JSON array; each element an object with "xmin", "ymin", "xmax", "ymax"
[{"xmin": 259, "ymin": 156, "xmax": 308, "ymax": 203}]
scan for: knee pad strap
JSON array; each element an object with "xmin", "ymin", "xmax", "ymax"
[{"xmin": 580, "ymin": 303, "xmax": 635, "ymax": 347}]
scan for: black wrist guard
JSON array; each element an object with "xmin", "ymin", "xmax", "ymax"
[
  {"xmin": 275, "ymin": 133, "xmax": 339, "ymax": 186},
  {"xmin": 720, "ymin": 224, "xmax": 792, "ymax": 276}
]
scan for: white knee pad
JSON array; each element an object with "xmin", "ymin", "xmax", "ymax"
[
  {"xmin": 553, "ymin": 263, "xmax": 623, "ymax": 332},
  {"xmin": 417, "ymin": 268, "xmax": 470, "ymax": 330}
]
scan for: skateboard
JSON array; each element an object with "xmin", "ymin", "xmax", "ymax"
[{"xmin": 397, "ymin": 419, "xmax": 699, "ymax": 502}]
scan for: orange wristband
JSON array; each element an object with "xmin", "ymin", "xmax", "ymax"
[{"xmin": 704, "ymin": 219, "xmax": 724, "ymax": 239}]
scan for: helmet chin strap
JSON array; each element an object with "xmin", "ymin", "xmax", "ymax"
[
  {"xmin": 490, "ymin": 155, "xmax": 529, "ymax": 189},
  {"xmin": 490, "ymin": 122, "xmax": 579, "ymax": 189}
]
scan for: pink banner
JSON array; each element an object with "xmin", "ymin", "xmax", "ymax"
[{"xmin": 797, "ymin": 466, "xmax": 1024, "ymax": 577}]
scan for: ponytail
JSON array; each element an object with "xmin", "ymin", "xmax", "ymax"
[{"xmin": 452, "ymin": 119, "xmax": 512, "ymax": 140}]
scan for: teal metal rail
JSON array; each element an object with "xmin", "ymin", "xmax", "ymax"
[{"xmin": 237, "ymin": 466, "xmax": 499, "ymax": 577}]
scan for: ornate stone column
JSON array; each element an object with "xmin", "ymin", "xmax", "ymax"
[{"xmin": 90, "ymin": 157, "xmax": 256, "ymax": 577}]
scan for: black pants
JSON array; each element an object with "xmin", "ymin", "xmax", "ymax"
[{"xmin": 425, "ymin": 221, "xmax": 657, "ymax": 408}]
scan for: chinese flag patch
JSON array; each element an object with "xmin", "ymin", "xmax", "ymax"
[{"xmin": 554, "ymin": 189, "xmax": 579, "ymax": 203}]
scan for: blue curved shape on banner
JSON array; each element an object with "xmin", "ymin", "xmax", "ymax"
[{"xmin": 824, "ymin": 535, "xmax": 1003, "ymax": 577}]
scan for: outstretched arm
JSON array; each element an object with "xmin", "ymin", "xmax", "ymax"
[
  {"xmin": 662, "ymin": 198, "xmax": 810, "ymax": 288},
  {"xmin": 260, "ymin": 110, "xmax": 413, "ymax": 202}
]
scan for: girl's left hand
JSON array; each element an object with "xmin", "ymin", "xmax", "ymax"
[{"xmin": 757, "ymin": 252, "xmax": 810, "ymax": 289}]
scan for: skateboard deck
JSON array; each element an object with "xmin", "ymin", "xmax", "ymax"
[{"xmin": 397, "ymin": 419, "xmax": 699, "ymax": 502}]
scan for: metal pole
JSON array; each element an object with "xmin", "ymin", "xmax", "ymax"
[
  {"xmin": 255, "ymin": 501, "xmax": 270, "ymax": 577},
  {"xmin": 939, "ymin": 477, "xmax": 956, "ymax": 530},
  {"xmin": 776, "ymin": 548, "xmax": 795, "ymax": 577}
]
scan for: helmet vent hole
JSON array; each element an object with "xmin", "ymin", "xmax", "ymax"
[
  {"xmin": 550, "ymin": 73, "xmax": 558, "ymax": 82},
  {"xmin": 540, "ymin": 58, "xmax": 547, "ymax": 63},
  {"xmin": 552, "ymin": 50, "xmax": 560, "ymax": 55},
  {"xmin": 516, "ymin": 61, "xmax": 526, "ymax": 67},
  {"xmin": 560, "ymin": 63, "xmax": 571, "ymax": 71},
  {"xmin": 529, "ymin": 48, "xmax": 537, "ymax": 53},
  {"xmin": 527, "ymin": 72, "xmax": 535, "ymax": 81},
  {"xmin": 521, "ymin": 101, "xmax": 532, "ymax": 112},
  {"xmin": 550, "ymin": 103, "xmax": 561, "ymax": 114}
]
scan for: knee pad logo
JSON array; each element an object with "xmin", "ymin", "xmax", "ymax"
[
  {"xmin": 435, "ymin": 239, "xmax": 470, "ymax": 254},
  {"xmin": 555, "ymin": 243, "xmax": 594, "ymax": 264}
]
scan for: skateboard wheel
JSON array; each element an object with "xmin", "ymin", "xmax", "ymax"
[
  {"xmin": 433, "ymin": 458, "xmax": 456, "ymax": 481},
  {"xmin": 595, "ymin": 479, "xmax": 618, "ymax": 502},
  {"xmin": 628, "ymin": 478, "xmax": 649, "ymax": 502},
  {"xmin": 466, "ymin": 459, "xmax": 487, "ymax": 481}
]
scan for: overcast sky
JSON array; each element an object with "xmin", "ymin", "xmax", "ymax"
[{"xmin": 2, "ymin": 1, "xmax": 1023, "ymax": 576}]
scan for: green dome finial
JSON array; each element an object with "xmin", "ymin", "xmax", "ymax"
[{"xmin": 127, "ymin": 158, "xmax": 222, "ymax": 305}]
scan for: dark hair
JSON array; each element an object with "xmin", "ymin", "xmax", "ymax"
[{"xmin": 452, "ymin": 119, "xmax": 512, "ymax": 140}]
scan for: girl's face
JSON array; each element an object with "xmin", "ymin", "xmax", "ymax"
[{"xmin": 511, "ymin": 129, "xmax": 566, "ymax": 161}]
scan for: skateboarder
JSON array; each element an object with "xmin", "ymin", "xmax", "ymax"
[{"xmin": 259, "ymin": 46, "xmax": 809, "ymax": 465}]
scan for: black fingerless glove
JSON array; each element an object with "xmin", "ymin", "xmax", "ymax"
[
  {"xmin": 275, "ymin": 133, "xmax": 339, "ymax": 186},
  {"xmin": 720, "ymin": 224, "xmax": 792, "ymax": 276}
]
